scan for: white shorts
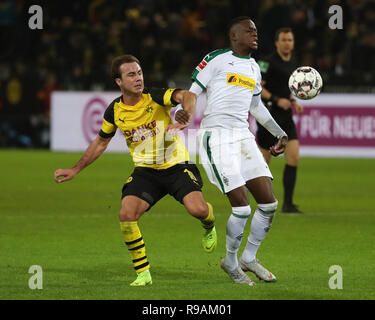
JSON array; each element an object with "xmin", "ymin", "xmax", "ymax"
[{"xmin": 198, "ymin": 128, "xmax": 273, "ymax": 194}]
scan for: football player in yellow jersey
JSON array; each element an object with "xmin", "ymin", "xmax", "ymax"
[{"xmin": 54, "ymin": 55, "xmax": 216, "ymax": 286}]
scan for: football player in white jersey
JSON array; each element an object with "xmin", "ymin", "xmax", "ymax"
[{"xmin": 173, "ymin": 17, "xmax": 288, "ymax": 285}]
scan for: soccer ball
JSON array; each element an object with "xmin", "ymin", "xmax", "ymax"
[{"xmin": 288, "ymin": 66, "xmax": 323, "ymax": 100}]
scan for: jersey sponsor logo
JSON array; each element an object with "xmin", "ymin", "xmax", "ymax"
[
  {"xmin": 123, "ymin": 120, "xmax": 160, "ymax": 143},
  {"xmin": 227, "ymin": 73, "xmax": 256, "ymax": 90},
  {"xmin": 228, "ymin": 75, "xmax": 238, "ymax": 83},
  {"xmin": 196, "ymin": 60, "xmax": 207, "ymax": 71}
]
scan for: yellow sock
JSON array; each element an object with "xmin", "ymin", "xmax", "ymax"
[
  {"xmin": 201, "ymin": 202, "xmax": 215, "ymax": 230},
  {"xmin": 120, "ymin": 221, "xmax": 150, "ymax": 273}
]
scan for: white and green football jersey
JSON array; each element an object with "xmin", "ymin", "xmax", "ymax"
[{"xmin": 191, "ymin": 48, "xmax": 263, "ymax": 129}]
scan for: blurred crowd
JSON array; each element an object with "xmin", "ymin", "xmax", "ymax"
[{"xmin": 0, "ymin": 0, "xmax": 374, "ymax": 148}]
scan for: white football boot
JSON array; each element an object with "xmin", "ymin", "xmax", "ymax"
[
  {"xmin": 239, "ymin": 258, "xmax": 277, "ymax": 282},
  {"xmin": 220, "ymin": 259, "xmax": 256, "ymax": 286}
]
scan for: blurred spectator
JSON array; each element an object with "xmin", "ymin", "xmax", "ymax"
[{"xmin": 1, "ymin": 0, "xmax": 374, "ymax": 148}]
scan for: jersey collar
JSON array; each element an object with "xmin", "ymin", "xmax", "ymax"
[
  {"xmin": 120, "ymin": 94, "xmax": 145, "ymax": 108},
  {"xmin": 231, "ymin": 52, "xmax": 251, "ymax": 59}
]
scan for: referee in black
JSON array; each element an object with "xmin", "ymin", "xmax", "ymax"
[{"xmin": 256, "ymin": 27, "xmax": 304, "ymax": 213}]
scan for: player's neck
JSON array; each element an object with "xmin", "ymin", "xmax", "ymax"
[
  {"xmin": 122, "ymin": 92, "xmax": 143, "ymax": 106},
  {"xmin": 277, "ymin": 49, "xmax": 292, "ymax": 61},
  {"xmin": 231, "ymin": 46, "xmax": 252, "ymax": 58}
]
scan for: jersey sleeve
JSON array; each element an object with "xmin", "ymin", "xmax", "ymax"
[
  {"xmin": 99, "ymin": 99, "xmax": 118, "ymax": 138},
  {"xmin": 191, "ymin": 53, "xmax": 218, "ymax": 90},
  {"xmin": 249, "ymin": 96, "xmax": 287, "ymax": 139},
  {"xmin": 189, "ymin": 81, "xmax": 204, "ymax": 96},
  {"xmin": 146, "ymin": 88, "xmax": 179, "ymax": 107}
]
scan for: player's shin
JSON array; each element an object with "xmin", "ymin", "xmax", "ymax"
[
  {"xmin": 225, "ymin": 206, "xmax": 251, "ymax": 269},
  {"xmin": 120, "ymin": 221, "xmax": 150, "ymax": 274},
  {"xmin": 241, "ymin": 201, "xmax": 278, "ymax": 263}
]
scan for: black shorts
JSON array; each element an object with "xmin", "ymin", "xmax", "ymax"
[
  {"xmin": 121, "ymin": 162, "xmax": 203, "ymax": 210},
  {"xmin": 256, "ymin": 114, "xmax": 298, "ymax": 149}
]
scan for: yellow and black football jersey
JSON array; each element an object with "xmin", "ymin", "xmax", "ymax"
[{"xmin": 99, "ymin": 88, "xmax": 189, "ymax": 169}]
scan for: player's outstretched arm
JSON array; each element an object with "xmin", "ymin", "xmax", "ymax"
[
  {"xmin": 54, "ymin": 135, "xmax": 112, "ymax": 183},
  {"xmin": 250, "ymin": 95, "xmax": 287, "ymax": 139},
  {"xmin": 249, "ymin": 94, "xmax": 288, "ymax": 156}
]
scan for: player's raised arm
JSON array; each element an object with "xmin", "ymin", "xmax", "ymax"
[{"xmin": 54, "ymin": 135, "xmax": 112, "ymax": 183}]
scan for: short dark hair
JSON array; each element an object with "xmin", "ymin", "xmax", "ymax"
[
  {"xmin": 275, "ymin": 27, "xmax": 293, "ymax": 41},
  {"xmin": 227, "ymin": 16, "xmax": 251, "ymax": 34},
  {"xmin": 111, "ymin": 54, "xmax": 140, "ymax": 79}
]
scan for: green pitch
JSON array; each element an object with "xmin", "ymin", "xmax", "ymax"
[{"xmin": 0, "ymin": 150, "xmax": 374, "ymax": 300}]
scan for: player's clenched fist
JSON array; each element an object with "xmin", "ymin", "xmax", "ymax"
[
  {"xmin": 54, "ymin": 168, "xmax": 78, "ymax": 183},
  {"xmin": 269, "ymin": 136, "xmax": 288, "ymax": 157},
  {"xmin": 175, "ymin": 109, "xmax": 191, "ymax": 125}
]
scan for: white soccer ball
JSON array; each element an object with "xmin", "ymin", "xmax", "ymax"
[{"xmin": 288, "ymin": 66, "xmax": 323, "ymax": 100}]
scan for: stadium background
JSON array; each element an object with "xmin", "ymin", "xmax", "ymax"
[
  {"xmin": 1, "ymin": 0, "xmax": 375, "ymax": 302},
  {"xmin": 1, "ymin": 0, "xmax": 375, "ymax": 148}
]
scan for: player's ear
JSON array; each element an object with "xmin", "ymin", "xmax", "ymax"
[
  {"xmin": 115, "ymin": 78, "xmax": 122, "ymax": 87},
  {"xmin": 230, "ymin": 29, "xmax": 237, "ymax": 42}
]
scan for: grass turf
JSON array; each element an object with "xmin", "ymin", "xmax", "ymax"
[{"xmin": 0, "ymin": 150, "xmax": 374, "ymax": 300}]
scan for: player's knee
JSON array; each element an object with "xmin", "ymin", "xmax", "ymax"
[
  {"xmin": 119, "ymin": 206, "xmax": 142, "ymax": 221},
  {"xmin": 232, "ymin": 205, "xmax": 252, "ymax": 219},
  {"xmin": 286, "ymin": 155, "xmax": 299, "ymax": 166},
  {"xmin": 119, "ymin": 196, "xmax": 149, "ymax": 221},
  {"xmin": 258, "ymin": 200, "xmax": 278, "ymax": 216},
  {"xmin": 286, "ymin": 148, "xmax": 300, "ymax": 166}
]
